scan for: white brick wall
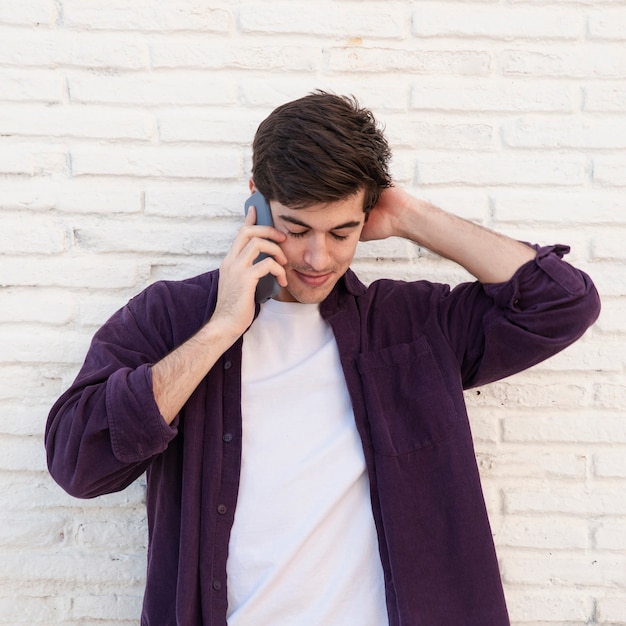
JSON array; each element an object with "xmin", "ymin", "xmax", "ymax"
[{"xmin": 0, "ymin": 1, "xmax": 623, "ymax": 624}]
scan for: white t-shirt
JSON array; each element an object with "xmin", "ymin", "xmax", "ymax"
[{"xmin": 226, "ymin": 299, "xmax": 388, "ymax": 625}]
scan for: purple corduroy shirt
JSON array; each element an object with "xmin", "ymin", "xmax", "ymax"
[{"xmin": 45, "ymin": 244, "xmax": 600, "ymax": 625}]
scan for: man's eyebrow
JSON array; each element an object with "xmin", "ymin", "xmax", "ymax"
[{"xmin": 278, "ymin": 215, "xmax": 362, "ymax": 230}]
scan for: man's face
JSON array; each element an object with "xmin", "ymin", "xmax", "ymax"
[{"xmin": 270, "ymin": 190, "xmax": 366, "ymax": 304}]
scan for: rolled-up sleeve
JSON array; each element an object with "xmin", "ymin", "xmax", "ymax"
[
  {"xmin": 45, "ymin": 298, "xmax": 178, "ymax": 499},
  {"xmin": 445, "ymin": 244, "xmax": 601, "ymax": 388}
]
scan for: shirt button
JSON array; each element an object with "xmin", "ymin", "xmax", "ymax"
[
  {"xmin": 223, "ymin": 433, "xmax": 233, "ymax": 443},
  {"xmin": 213, "ymin": 580, "xmax": 222, "ymax": 591},
  {"xmin": 217, "ymin": 504, "xmax": 227, "ymax": 515},
  {"xmin": 224, "ymin": 360, "xmax": 232, "ymax": 370}
]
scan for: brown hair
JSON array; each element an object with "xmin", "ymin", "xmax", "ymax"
[{"xmin": 251, "ymin": 91, "xmax": 392, "ymax": 214}]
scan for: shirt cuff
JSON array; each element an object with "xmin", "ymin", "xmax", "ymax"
[
  {"xmin": 106, "ymin": 363, "xmax": 178, "ymax": 464},
  {"xmin": 483, "ymin": 243, "xmax": 586, "ymax": 311}
]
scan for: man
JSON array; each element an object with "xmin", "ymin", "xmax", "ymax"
[{"xmin": 46, "ymin": 92, "xmax": 600, "ymax": 625}]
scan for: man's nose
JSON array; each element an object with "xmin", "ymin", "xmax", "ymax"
[{"xmin": 303, "ymin": 235, "xmax": 330, "ymax": 270}]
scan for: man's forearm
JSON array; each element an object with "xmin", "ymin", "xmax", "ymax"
[
  {"xmin": 151, "ymin": 318, "xmax": 238, "ymax": 425},
  {"xmin": 393, "ymin": 193, "xmax": 536, "ymax": 284}
]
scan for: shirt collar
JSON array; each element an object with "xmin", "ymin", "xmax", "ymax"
[{"xmin": 320, "ymin": 269, "xmax": 366, "ymax": 319}]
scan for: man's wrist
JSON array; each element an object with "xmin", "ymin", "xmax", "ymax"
[
  {"xmin": 197, "ymin": 314, "xmax": 244, "ymax": 353},
  {"xmin": 394, "ymin": 193, "xmax": 442, "ymax": 246}
]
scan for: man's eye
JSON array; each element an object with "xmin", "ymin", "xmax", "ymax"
[
  {"xmin": 288, "ymin": 230, "xmax": 307, "ymax": 238},
  {"xmin": 331, "ymin": 233, "xmax": 349, "ymax": 241}
]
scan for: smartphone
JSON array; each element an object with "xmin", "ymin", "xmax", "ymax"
[{"xmin": 244, "ymin": 191, "xmax": 281, "ymax": 303}]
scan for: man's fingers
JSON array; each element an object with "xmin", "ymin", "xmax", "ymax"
[
  {"xmin": 229, "ymin": 218, "xmax": 286, "ymax": 259},
  {"xmin": 221, "ymin": 234, "xmax": 287, "ymax": 283},
  {"xmin": 226, "ymin": 226, "xmax": 287, "ymax": 269},
  {"xmin": 244, "ymin": 237, "xmax": 288, "ymax": 267},
  {"xmin": 252, "ymin": 255, "xmax": 288, "ymax": 287}
]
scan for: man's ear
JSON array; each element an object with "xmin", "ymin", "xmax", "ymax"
[{"xmin": 248, "ymin": 178, "xmax": 257, "ymax": 193}]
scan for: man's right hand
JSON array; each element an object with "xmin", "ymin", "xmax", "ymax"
[
  {"xmin": 151, "ymin": 205, "xmax": 287, "ymax": 425},
  {"xmin": 211, "ymin": 204, "xmax": 288, "ymax": 342}
]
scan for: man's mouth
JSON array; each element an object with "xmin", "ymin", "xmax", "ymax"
[{"xmin": 293, "ymin": 270, "xmax": 334, "ymax": 287}]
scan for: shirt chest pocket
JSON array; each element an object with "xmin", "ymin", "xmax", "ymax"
[{"xmin": 356, "ymin": 336, "xmax": 460, "ymax": 456}]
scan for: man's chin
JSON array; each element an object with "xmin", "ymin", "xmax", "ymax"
[{"xmin": 275, "ymin": 283, "xmax": 334, "ymax": 305}]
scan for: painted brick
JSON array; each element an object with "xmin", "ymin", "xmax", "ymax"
[
  {"xmin": 144, "ymin": 185, "xmax": 247, "ymax": 218},
  {"xmin": 0, "ymin": 596, "xmax": 69, "ymax": 624},
  {"xmin": 69, "ymin": 72, "xmax": 237, "ymax": 106},
  {"xmin": 0, "ymin": 435, "xmax": 47, "ymax": 472},
  {"xmin": 55, "ymin": 188, "xmax": 143, "ymax": 214},
  {"xmin": 0, "ymin": 104, "xmax": 155, "ymax": 141},
  {"xmin": 505, "ymin": 588, "xmax": 593, "ymax": 622},
  {"xmin": 502, "ymin": 553, "xmax": 625, "ymax": 587},
  {"xmin": 0, "ymin": 69, "xmax": 64, "ymax": 103},
  {"xmin": 382, "ymin": 115, "xmax": 494, "ymax": 150},
  {"xmin": 467, "ymin": 411, "xmax": 500, "ymax": 444},
  {"xmin": 0, "ymin": 402, "xmax": 51, "ymax": 437},
  {"xmin": 584, "ymin": 85, "xmax": 626, "ymax": 112},
  {"xmin": 62, "ymin": 0, "xmax": 232, "ymax": 32},
  {"xmin": 588, "ymin": 9, "xmax": 626, "ymax": 41},
  {"xmin": 239, "ymin": 4, "xmax": 405, "ymax": 38},
  {"xmin": 491, "ymin": 189, "xmax": 623, "ymax": 224},
  {"xmin": 0, "ymin": 180, "xmax": 142, "ymax": 214},
  {"xmin": 0, "ymin": 215, "xmax": 68, "ymax": 255},
  {"xmin": 0, "ymin": 0, "xmax": 54, "ymax": 27},
  {"xmin": 0, "ymin": 144, "xmax": 67, "ymax": 176},
  {"xmin": 72, "ymin": 593, "xmax": 143, "ymax": 621},
  {"xmin": 0, "ymin": 288, "xmax": 76, "ymax": 324},
  {"xmin": 503, "ymin": 116, "xmax": 626, "ymax": 149},
  {"xmin": 495, "ymin": 515, "xmax": 588, "ymax": 550},
  {"xmin": 416, "ymin": 153, "xmax": 585, "ymax": 186},
  {"xmin": 503, "ymin": 412, "xmax": 626, "ymax": 445},
  {"xmin": 592, "ymin": 229, "xmax": 626, "ymax": 260},
  {"xmin": 0, "ymin": 326, "xmax": 94, "ymax": 365},
  {"xmin": 238, "ymin": 77, "xmax": 410, "ymax": 112},
  {"xmin": 500, "ymin": 43, "xmax": 626, "ymax": 78},
  {"xmin": 592, "ymin": 379, "xmax": 626, "ymax": 409},
  {"xmin": 0, "ymin": 552, "xmax": 145, "ymax": 585},
  {"xmin": 0, "ymin": 365, "xmax": 65, "ymax": 402},
  {"xmin": 594, "ymin": 520, "xmax": 626, "ymax": 551},
  {"xmin": 597, "ymin": 596, "xmax": 626, "ymax": 624},
  {"xmin": 151, "ymin": 41, "xmax": 321, "ymax": 72},
  {"xmin": 467, "ymin": 378, "xmax": 591, "ymax": 409},
  {"xmin": 476, "ymin": 448, "xmax": 587, "ymax": 479},
  {"xmin": 0, "ymin": 474, "xmax": 146, "ymax": 513},
  {"xmin": 327, "ymin": 47, "xmax": 491, "ymax": 76},
  {"xmin": 0, "ymin": 513, "xmax": 66, "ymax": 549},
  {"xmin": 593, "ymin": 156, "xmax": 626, "ymax": 186},
  {"xmin": 72, "ymin": 217, "xmax": 237, "ymax": 256},
  {"xmin": 70, "ymin": 146, "xmax": 241, "ymax": 179},
  {"xmin": 158, "ymin": 108, "xmax": 259, "ymax": 144},
  {"xmin": 585, "ymin": 261, "xmax": 626, "ymax": 297},
  {"xmin": 75, "ymin": 517, "xmax": 147, "ymax": 550},
  {"xmin": 412, "ymin": 4, "xmax": 582, "ymax": 40},
  {"xmin": 411, "ymin": 79, "xmax": 574, "ymax": 112},
  {"xmin": 0, "ymin": 31, "xmax": 149, "ymax": 69},
  {"xmin": 594, "ymin": 450, "xmax": 626, "ymax": 478},
  {"xmin": 0, "ymin": 256, "xmax": 145, "ymax": 289},
  {"xmin": 505, "ymin": 487, "xmax": 626, "ymax": 516}
]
